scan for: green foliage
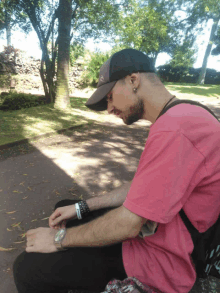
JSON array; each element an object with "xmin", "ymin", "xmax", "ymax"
[
  {"xmin": 69, "ymin": 42, "xmax": 85, "ymax": 67},
  {"xmin": 212, "ymin": 27, "xmax": 220, "ymax": 55},
  {"xmin": 113, "ymin": 0, "xmax": 182, "ymax": 63},
  {"xmin": 157, "ymin": 65, "xmax": 220, "ymax": 84},
  {"xmin": 0, "ymin": 0, "xmax": 32, "ymax": 38},
  {"xmin": 169, "ymin": 40, "xmax": 196, "ymax": 68},
  {"xmin": 80, "ymin": 50, "xmax": 111, "ymax": 87},
  {"xmin": 0, "ymin": 91, "xmax": 45, "ymax": 111}
]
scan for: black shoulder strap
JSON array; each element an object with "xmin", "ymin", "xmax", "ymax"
[{"xmin": 156, "ymin": 99, "xmax": 219, "ymax": 122}]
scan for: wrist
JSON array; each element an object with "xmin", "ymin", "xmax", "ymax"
[
  {"xmin": 54, "ymin": 228, "xmax": 68, "ymax": 251},
  {"xmin": 75, "ymin": 200, "xmax": 90, "ymax": 220}
]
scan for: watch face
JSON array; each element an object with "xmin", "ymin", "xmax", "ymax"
[{"xmin": 55, "ymin": 229, "xmax": 66, "ymax": 242}]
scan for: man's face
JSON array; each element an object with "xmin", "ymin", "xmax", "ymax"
[{"xmin": 106, "ymin": 78, "xmax": 144, "ymax": 125}]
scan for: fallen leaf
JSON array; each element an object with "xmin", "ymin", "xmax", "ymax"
[
  {"xmin": 6, "ymin": 211, "xmax": 16, "ymax": 214},
  {"xmin": 27, "ymin": 187, "xmax": 32, "ymax": 191},
  {"xmin": 55, "ymin": 191, "xmax": 60, "ymax": 195},
  {"xmin": 78, "ymin": 195, "xmax": 83, "ymax": 200},
  {"xmin": 23, "ymin": 174, "xmax": 28, "ymax": 176},
  {"xmin": 19, "ymin": 182, "xmax": 25, "ymax": 186},
  {"xmin": 20, "ymin": 233, "xmax": 26, "ymax": 238},
  {"xmin": 11, "ymin": 222, "xmax": 21, "ymax": 228},
  {"xmin": 31, "ymin": 219, "xmax": 37, "ymax": 222},
  {"xmin": 41, "ymin": 217, "xmax": 49, "ymax": 221},
  {"xmin": 0, "ymin": 246, "xmax": 16, "ymax": 251},
  {"xmin": 14, "ymin": 241, "xmax": 25, "ymax": 244},
  {"xmin": 7, "ymin": 228, "xmax": 12, "ymax": 231},
  {"xmin": 22, "ymin": 196, "xmax": 29, "ymax": 200}
]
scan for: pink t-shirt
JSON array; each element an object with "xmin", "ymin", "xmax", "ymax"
[{"xmin": 123, "ymin": 104, "xmax": 220, "ymax": 293}]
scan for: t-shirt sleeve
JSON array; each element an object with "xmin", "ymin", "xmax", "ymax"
[{"xmin": 123, "ymin": 131, "xmax": 206, "ymax": 223}]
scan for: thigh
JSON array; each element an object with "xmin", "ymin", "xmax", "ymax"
[
  {"xmin": 14, "ymin": 199, "xmax": 126, "ymax": 292},
  {"xmin": 14, "ymin": 243, "xmax": 126, "ymax": 292}
]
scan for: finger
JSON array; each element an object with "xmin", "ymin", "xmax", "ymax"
[
  {"xmin": 51, "ymin": 215, "xmax": 64, "ymax": 227},
  {"xmin": 60, "ymin": 220, "xmax": 66, "ymax": 228},
  {"xmin": 49, "ymin": 211, "xmax": 62, "ymax": 227},
  {"xmin": 50, "ymin": 209, "xmax": 62, "ymax": 221}
]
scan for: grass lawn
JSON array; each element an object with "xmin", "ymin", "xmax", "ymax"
[
  {"xmin": 0, "ymin": 83, "xmax": 219, "ymax": 147},
  {"xmin": 165, "ymin": 83, "xmax": 220, "ymax": 99},
  {"xmin": 0, "ymin": 96, "xmax": 106, "ymax": 146}
]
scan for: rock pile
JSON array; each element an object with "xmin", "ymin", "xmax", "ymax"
[{"xmin": 0, "ymin": 51, "xmax": 83, "ymax": 93}]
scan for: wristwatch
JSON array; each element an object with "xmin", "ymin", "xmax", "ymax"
[{"xmin": 54, "ymin": 228, "xmax": 67, "ymax": 251}]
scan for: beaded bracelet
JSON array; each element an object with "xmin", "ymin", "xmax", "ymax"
[{"xmin": 78, "ymin": 200, "xmax": 90, "ymax": 219}]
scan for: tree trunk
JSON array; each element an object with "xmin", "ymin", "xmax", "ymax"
[
  {"xmin": 197, "ymin": 18, "xmax": 220, "ymax": 84},
  {"xmin": 54, "ymin": 0, "xmax": 72, "ymax": 110},
  {"xmin": 5, "ymin": 10, "xmax": 11, "ymax": 46},
  {"xmin": 39, "ymin": 50, "xmax": 55, "ymax": 104},
  {"xmin": 152, "ymin": 51, "xmax": 159, "ymax": 69}
]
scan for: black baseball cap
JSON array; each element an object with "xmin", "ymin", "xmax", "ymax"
[{"xmin": 85, "ymin": 48, "xmax": 155, "ymax": 111}]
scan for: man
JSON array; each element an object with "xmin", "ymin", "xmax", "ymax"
[{"xmin": 13, "ymin": 49, "xmax": 220, "ymax": 293}]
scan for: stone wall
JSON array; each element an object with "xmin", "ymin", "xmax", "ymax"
[{"xmin": 0, "ymin": 51, "xmax": 83, "ymax": 94}]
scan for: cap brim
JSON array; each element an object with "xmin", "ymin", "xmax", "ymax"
[{"xmin": 85, "ymin": 81, "xmax": 117, "ymax": 111}]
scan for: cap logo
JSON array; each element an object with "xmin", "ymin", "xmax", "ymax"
[{"xmin": 100, "ymin": 75, "xmax": 105, "ymax": 82}]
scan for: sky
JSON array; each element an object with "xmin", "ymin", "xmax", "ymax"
[{"xmin": 0, "ymin": 18, "xmax": 220, "ymax": 71}]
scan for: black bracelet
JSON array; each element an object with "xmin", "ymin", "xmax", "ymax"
[{"xmin": 78, "ymin": 201, "xmax": 90, "ymax": 219}]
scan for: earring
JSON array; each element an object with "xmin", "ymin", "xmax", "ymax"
[{"xmin": 133, "ymin": 88, "xmax": 137, "ymax": 93}]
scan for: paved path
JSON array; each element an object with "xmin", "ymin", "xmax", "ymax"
[{"xmin": 0, "ymin": 94, "xmax": 220, "ymax": 293}]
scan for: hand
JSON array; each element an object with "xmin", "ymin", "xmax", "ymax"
[
  {"xmin": 26, "ymin": 227, "xmax": 58, "ymax": 253},
  {"xmin": 49, "ymin": 204, "xmax": 77, "ymax": 229}
]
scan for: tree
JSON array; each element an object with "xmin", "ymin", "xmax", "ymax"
[
  {"xmin": 169, "ymin": 38, "xmax": 196, "ymax": 68},
  {"xmin": 211, "ymin": 27, "xmax": 220, "ymax": 56},
  {"xmin": 0, "ymin": 0, "xmax": 31, "ymax": 46},
  {"xmin": 12, "ymin": 0, "xmax": 122, "ymax": 108},
  {"xmin": 178, "ymin": 0, "xmax": 220, "ymax": 84},
  {"xmin": 113, "ymin": 0, "xmax": 183, "ymax": 67},
  {"xmin": 54, "ymin": 0, "xmax": 72, "ymax": 109}
]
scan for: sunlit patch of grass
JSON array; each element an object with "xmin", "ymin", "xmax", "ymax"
[
  {"xmin": 0, "ymin": 97, "xmax": 101, "ymax": 146},
  {"xmin": 0, "ymin": 85, "xmax": 219, "ymax": 147},
  {"xmin": 165, "ymin": 83, "xmax": 220, "ymax": 98}
]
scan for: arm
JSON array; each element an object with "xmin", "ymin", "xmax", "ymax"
[
  {"xmin": 26, "ymin": 205, "xmax": 147, "ymax": 253},
  {"xmin": 87, "ymin": 181, "xmax": 132, "ymax": 211},
  {"xmin": 49, "ymin": 181, "xmax": 132, "ymax": 228},
  {"xmin": 62, "ymin": 205, "xmax": 147, "ymax": 247}
]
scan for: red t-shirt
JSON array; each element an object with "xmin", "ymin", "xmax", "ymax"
[{"xmin": 123, "ymin": 104, "xmax": 220, "ymax": 293}]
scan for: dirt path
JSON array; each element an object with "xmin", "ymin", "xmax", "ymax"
[{"xmin": 0, "ymin": 94, "xmax": 220, "ymax": 293}]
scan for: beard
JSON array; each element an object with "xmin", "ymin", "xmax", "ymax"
[{"xmin": 123, "ymin": 98, "xmax": 144, "ymax": 125}]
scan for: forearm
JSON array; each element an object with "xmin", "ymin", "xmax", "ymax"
[
  {"xmin": 62, "ymin": 205, "xmax": 144, "ymax": 248},
  {"xmin": 86, "ymin": 181, "xmax": 131, "ymax": 212}
]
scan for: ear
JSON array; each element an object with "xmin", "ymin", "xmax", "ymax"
[{"xmin": 129, "ymin": 73, "xmax": 140, "ymax": 89}]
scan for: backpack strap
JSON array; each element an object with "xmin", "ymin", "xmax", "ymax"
[
  {"xmin": 156, "ymin": 99, "xmax": 219, "ymax": 122},
  {"xmin": 156, "ymin": 99, "xmax": 219, "ymax": 278}
]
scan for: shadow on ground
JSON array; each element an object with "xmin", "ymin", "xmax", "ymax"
[
  {"xmin": 0, "ymin": 119, "xmax": 150, "ymax": 293},
  {"xmin": 1, "ymin": 99, "xmax": 220, "ymax": 293}
]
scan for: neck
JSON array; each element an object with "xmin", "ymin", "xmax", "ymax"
[{"xmin": 142, "ymin": 94, "xmax": 178, "ymax": 124}]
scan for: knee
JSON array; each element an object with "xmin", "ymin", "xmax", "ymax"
[{"xmin": 13, "ymin": 251, "xmax": 30, "ymax": 287}]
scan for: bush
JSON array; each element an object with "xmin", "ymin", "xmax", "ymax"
[
  {"xmin": 80, "ymin": 51, "xmax": 111, "ymax": 87},
  {"xmin": 157, "ymin": 65, "xmax": 220, "ymax": 84},
  {"xmin": 0, "ymin": 91, "xmax": 46, "ymax": 111},
  {"xmin": 70, "ymin": 42, "xmax": 85, "ymax": 67}
]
